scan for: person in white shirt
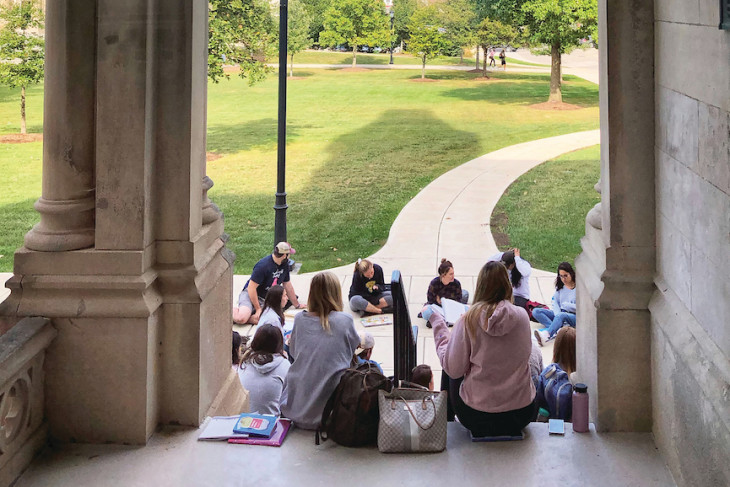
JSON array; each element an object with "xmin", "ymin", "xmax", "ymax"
[{"xmin": 488, "ymin": 248, "xmax": 532, "ymax": 309}]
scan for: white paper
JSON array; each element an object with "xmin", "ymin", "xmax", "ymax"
[
  {"xmin": 198, "ymin": 415, "xmax": 249, "ymax": 441},
  {"xmin": 441, "ymin": 298, "xmax": 468, "ymax": 324}
]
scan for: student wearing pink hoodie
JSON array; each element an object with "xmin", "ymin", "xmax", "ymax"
[{"xmin": 423, "ymin": 261, "xmax": 536, "ymax": 437}]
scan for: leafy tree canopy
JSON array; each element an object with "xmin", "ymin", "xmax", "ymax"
[
  {"xmin": 0, "ymin": 1, "xmax": 44, "ymax": 90},
  {"xmin": 439, "ymin": 0, "xmax": 478, "ymax": 56},
  {"xmin": 319, "ymin": 0, "xmax": 390, "ymax": 51},
  {"xmin": 392, "ymin": 0, "xmax": 417, "ymax": 46},
  {"xmin": 407, "ymin": 6, "xmax": 448, "ymax": 60},
  {"xmin": 287, "ymin": 0, "xmax": 313, "ymax": 55},
  {"xmin": 475, "ymin": 17, "xmax": 517, "ymax": 50},
  {"xmin": 208, "ymin": 0, "xmax": 277, "ymax": 84}
]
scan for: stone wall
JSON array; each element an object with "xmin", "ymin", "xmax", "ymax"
[{"xmin": 651, "ymin": 1, "xmax": 730, "ymax": 485}]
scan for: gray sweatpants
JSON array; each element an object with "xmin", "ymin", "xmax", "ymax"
[{"xmin": 349, "ymin": 292, "xmax": 393, "ymax": 312}]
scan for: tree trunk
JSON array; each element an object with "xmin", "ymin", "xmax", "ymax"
[
  {"xmin": 548, "ymin": 42, "xmax": 562, "ymax": 103},
  {"xmin": 20, "ymin": 86, "xmax": 27, "ymax": 135},
  {"xmin": 475, "ymin": 46, "xmax": 480, "ymax": 69},
  {"xmin": 422, "ymin": 55, "xmax": 426, "ymax": 79},
  {"xmin": 289, "ymin": 53, "xmax": 294, "ymax": 77},
  {"xmin": 482, "ymin": 46, "xmax": 488, "ymax": 77},
  {"xmin": 459, "ymin": 48, "xmax": 463, "ymax": 64},
  {"xmin": 352, "ymin": 45, "xmax": 357, "ymax": 67}
]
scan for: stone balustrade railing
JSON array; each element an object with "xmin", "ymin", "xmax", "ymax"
[{"xmin": 0, "ymin": 317, "xmax": 56, "ymax": 487}]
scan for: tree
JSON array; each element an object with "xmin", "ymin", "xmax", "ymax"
[
  {"xmin": 208, "ymin": 0, "xmax": 277, "ymax": 85},
  {"xmin": 300, "ymin": 0, "xmax": 331, "ymax": 45},
  {"xmin": 484, "ymin": 0, "xmax": 597, "ymax": 103},
  {"xmin": 407, "ymin": 6, "xmax": 448, "ymax": 79},
  {"xmin": 0, "ymin": 1, "xmax": 44, "ymax": 135},
  {"xmin": 286, "ymin": 0, "xmax": 313, "ymax": 76},
  {"xmin": 475, "ymin": 18, "xmax": 516, "ymax": 77},
  {"xmin": 319, "ymin": 0, "xmax": 390, "ymax": 67},
  {"xmin": 392, "ymin": 0, "xmax": 416, "ymax": 50},
  {"xmin": 439, "ymin": 0, "xmax": 477, "ymax": 64}
]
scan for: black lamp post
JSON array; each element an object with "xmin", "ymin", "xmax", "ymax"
[
  {"xmin": 389, "ymin": 11, "xmax": 394, "ymax": 65},
  {"xmin": 274, "ymin": 0, "xmax": 289, "ymax": 246}
]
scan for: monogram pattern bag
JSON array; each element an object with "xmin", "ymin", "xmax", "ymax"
[{"xmin": 377, "ymin": 388, "xmax": 447, "ymax": 453}]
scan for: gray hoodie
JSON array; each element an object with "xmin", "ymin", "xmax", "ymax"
[{"xmin": 238, "ymin": 355, "xmax": 290, "ymax": 416}]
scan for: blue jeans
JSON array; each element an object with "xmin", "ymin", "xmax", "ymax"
[{"xmin": 532, "ymin": 308, "xmax": 576, "ymax": 337}]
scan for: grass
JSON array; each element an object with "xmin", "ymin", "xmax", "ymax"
[
  {"xmin": 490, "ymin": 145, "xmax": 600, "ymax": 272},
  {"xmin": 0, "ymin": 69, "xmax": 599, "ymax": 274},
  {"xmin": 283, "ymin": 50, "xmax": 545, "ymax": 68}
]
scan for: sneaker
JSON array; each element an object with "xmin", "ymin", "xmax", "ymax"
[{"xmin": 534, "ymin": 329, "xmax": 550, "ymax": 347}]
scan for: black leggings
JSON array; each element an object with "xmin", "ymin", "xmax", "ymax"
[{"xmin": 448, "ymin": 376, "xmax": 535, "ymax": 437}]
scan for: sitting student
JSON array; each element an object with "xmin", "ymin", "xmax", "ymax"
[
  {"xmin": 534, "ymin": 262, "xmax": 577, "ymax": 346},
  {"xmin": 426, "ymin": 259, "xmax": 469, "ymax": 306},
  {"xmin": 352, "ymin": 331, "xmax": 384, "ymax": 374},
  {"xmin": 253, "ymin": 285, "xmax": 287, "ymax": 338},
  {"xmin": 410, "ymin": 364, "xmax": 434, "ymax": 390},
  {"xmin": 238, "ymin": 324, "xmax": 290, "ymax": 416},
  {"xmin": 529, "ymin": 340, "xmax": 544, "ymax": 390},
  {"xmin": 423, "ymin": 261, "xmax": 535, "ymax": 437},
  {"xmin": 536, "ymin": 327, "xmax": 576, "ymax": 420},
  {"xmin": 282, "ymin": 272, "xmax": 360, "ymax": 429},
  {"xmin": 348, "ymin": 259, "xmax": 393, "ymax": 315},
  {"xmin": 488, "ymin": 248, "xmax": 532, "ymax": 309}
]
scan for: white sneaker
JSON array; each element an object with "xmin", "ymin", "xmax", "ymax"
[{"xmin": 535, "ymin": 329, "xmax": 550, "ymax": 347}]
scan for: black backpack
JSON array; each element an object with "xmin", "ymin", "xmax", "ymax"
[{"xmin": 316, "ymin": 362, "xmax": 393, "ymax": 447}]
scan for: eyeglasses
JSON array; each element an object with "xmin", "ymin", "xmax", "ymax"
[{"xmin": 559, "ymin": 274, "xmax": 570, "ymax": 279}]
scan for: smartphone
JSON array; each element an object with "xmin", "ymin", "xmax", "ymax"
[{"xmin": 548, "ymin": 419, "xmax": 565, "ymax": 435}]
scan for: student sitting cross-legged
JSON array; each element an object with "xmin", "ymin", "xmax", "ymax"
[
  {"xmin": 423, "ymin": 261, "xmax": 536, "ymax": 438},
  {"xmin": 348, "ymin": 259, "xmax": 393, "ymax": 315},
  {"xmin": 281, "ymin": 272, "xmax": 360, "ymax": 430},
  {"xmin": 534, "ymin": 262, "xmax": 577, "ymax": 347}
]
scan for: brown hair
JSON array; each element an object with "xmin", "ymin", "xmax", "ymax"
[
  {"xmin": 411, "ymin": 364, "xmax": 433, "ymax": 389},
  {"xmin": 308, "ymin": 271, "xmax": 343, "ymax": 332},
  {"xmin": 552, "ymin": 326, "xmax": 576, "ymax": 375},
  {"xmin": 437, "ymin": 258, "xmax": 453, "ymax": 276},
  {"xmin": 353, "ymin": 258, "xmax": 372, "ymax": 275},
  {"xmin": 463, "ymin": 261, "xmax": 513, "ymax": 339},
  {"xmin": 241, "ymin": 324, "xmax": 284, "ymax": 366}
]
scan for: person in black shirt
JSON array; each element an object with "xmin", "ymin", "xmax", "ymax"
[
  {"xmin": 233, "ymin": 242, "xmax": 306, "ymax": 324},
  {"xmin": 348, "ymin": 259, "xmax": 392, "ymax": 314}
]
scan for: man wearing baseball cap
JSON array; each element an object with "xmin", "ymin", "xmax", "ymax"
[{"xmin": 233, "ymin": 242, "xmax": 306, "ymax": 324}]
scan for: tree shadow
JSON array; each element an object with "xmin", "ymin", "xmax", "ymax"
[
  {"xmin": 212, "ymin": 109, "xmax": 479, "ymax": 273},
  {"xmin": 207, "ymin": 119, "xmax": 310, "ymax": 154},
  {"xmin": 440, "ymin": 75, "xmax": 599, "ymax": 107}
]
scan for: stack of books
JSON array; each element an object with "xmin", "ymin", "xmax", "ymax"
[{"xmin": 198, "ymin": 413, "xmax": 292, "ymax": 447}]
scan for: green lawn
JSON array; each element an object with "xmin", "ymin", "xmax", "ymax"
[
  {"xmin": 282, "ymin": 50, "xmax": 545, "ymax": 67},
  {"xmin": 490, "ymin": 145, "xmax": 601, "ymax": 272},
  {"xmin": 0, "ymin": 69, "xmax": 598, "ymax": 274}
]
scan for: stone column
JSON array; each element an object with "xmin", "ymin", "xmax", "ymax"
[
  {"xmin": 575, "ymin": 0, "xmax": 656, "ymax": 432},
  {"xmin": 23, "ymin": 0, "xmax": 96, "ymax": 252},
  {"xmin": 3, "ymin": 0, "xmax": 241, "ymax": 445}
]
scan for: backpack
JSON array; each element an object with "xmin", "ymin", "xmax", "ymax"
[
  {"xmin": 536, "ymin": 364, "xmax": 573, "ymax": 421},
  {"xmin": 526, "ymin": 300, "xmax": 548, "ymax": 322},
  {"xmin": 316, "ymin": 362, "xmax": 393, "ymax": 447}
]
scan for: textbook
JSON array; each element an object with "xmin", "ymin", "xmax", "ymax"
[
  {"xmin": 228, "ymin": 418, "xmax": 292, "ymax": 447},
  {"xmin": 441, "ymin": 298, "xmax": 468, "ymax": 325},
  {"xmin": 233, "ymin": 413, "xmax": 278, "ymax": 437}
]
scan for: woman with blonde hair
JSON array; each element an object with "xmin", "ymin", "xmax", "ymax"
[
  {"xmin": 281, "ymin": 272, "xmax": 360, "ymax": 429},
  {"xmin": 348, "ymin": 258, "xmax": 392, "ymax": 314},
  {"xmin": 423, "ymin": 261, "xmax": 536, "ymax": 437}
]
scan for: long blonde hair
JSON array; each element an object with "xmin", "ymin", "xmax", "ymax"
[
  {"xmin": 308, "ymin": 271, "xmax": 343, "ymax": 332},
  {"xmin": 463, "ymin": 261, "xmax": 513, "ymax": 339}
]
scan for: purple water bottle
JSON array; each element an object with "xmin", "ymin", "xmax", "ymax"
[{"xmin": 572, "ymin": 383, "xmax": 589, "ymax": 433}]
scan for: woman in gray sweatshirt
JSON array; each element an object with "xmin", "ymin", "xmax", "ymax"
[
  {"xmin": 281, "ymin": 272, "xmax": 360, "ymax": 430},
  {"xmin": 238, "ymin": 324, "xmax": 290, "ymax": 416}
]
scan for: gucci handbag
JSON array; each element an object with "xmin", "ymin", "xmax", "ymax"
[{"xmin": 377, "ymin": 388, "xmax": 447, "ymax": 453}]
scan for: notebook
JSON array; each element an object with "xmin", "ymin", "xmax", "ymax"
[{"xmin": 228, "ymin": 418, "xmax": 292, "ymax": 447}]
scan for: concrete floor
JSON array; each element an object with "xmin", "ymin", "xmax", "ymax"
[{"xmin": 16, "ymin": 422, "xmax": 674, "ymax": 487}]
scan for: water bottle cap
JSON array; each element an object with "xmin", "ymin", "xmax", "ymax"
[
  {"xmin": 574, "ymin": 383, "xmax": 588, "ymax": 393},
  {"xmin": 538, "ymin": 407, "xmax": 550, "ymax": 417}
]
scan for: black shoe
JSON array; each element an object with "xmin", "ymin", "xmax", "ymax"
[{"xmin": 426, "ymin": 321, "xmax": 432, "ymax": 329}]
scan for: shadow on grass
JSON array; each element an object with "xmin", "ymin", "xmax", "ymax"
[
  {"xmin": 207, "ymin": 119, "xmax": 309, "ymax": 154},
  {"xmin": 440, "ymin": 79, "xmax": 599, "ymax": 107},
  {"xmin": 0, "ymin": 199, "xmax": 39, "ymax": 273},
  {"xmin": 286, "ymin": 71, "xmax": 317, "ymax": 78},
  {"xmin": 212, "ymin": 109, "xmax": 479, "ymax": 274}
]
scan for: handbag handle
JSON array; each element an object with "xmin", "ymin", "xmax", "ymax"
[{"xmin": 390, "ymin": 395, "xmax": 437, "ymax": 430}]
